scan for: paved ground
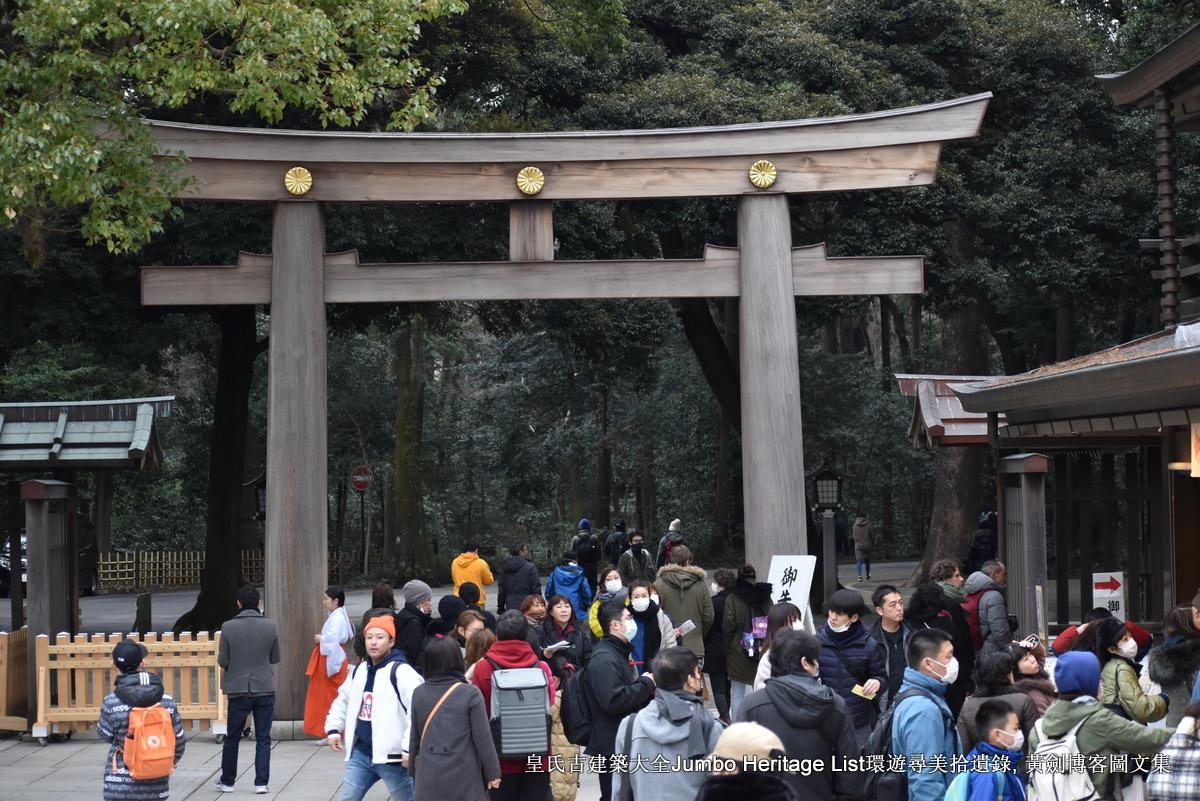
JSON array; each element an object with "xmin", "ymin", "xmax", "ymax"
[{"xmin": 0, "ymin": 731, "xmax": 604, "ymax": 800}]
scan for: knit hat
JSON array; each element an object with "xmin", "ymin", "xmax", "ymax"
[
  {"xmin": 112, "ymin": 639, "xmax": 147, "ymax": 673},
  {"xmin": 438, "ymin": 594, "xmax": 467, "ymax": 622},
  {"xmin": 578, "ymin": 518, "xmax": 591, "ymax": 530},
  {"xmin": 669, "ymin": 519, "xmax": 682, "ymax": 532},
  {"xmin": 365, "ymin": 615, "xmax": 396, "ymax": 640},
  {"xmin": 711, "ymin": 722, "xmax": 785, "ymax": 762},
  {"xmin": 402, "ymin": 579, "xmax": 433, "ymax": 606},
  {"xmin": 1054, "ymin": 651, "xmax": 1101, "ymax": 696}
]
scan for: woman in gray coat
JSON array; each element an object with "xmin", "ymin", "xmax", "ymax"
[{"xmin": 409, "ymin": 637, "xmax": 501, "ymax": 801}]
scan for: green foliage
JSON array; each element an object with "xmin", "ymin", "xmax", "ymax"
[{"xmin": 0, "ymin": 0, "xmax": 465, "ymax": 257}]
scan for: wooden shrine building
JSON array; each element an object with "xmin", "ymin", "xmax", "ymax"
[
  {"xmin": 139, "ymin": 94, "xmax": 991, "ymax": 716},
  {"xmin": 950, "ymin": 26, "xmax": 1200, "ymax": 630}
]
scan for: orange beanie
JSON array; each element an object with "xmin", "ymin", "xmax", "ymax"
[{"xmin": 365, "ymin": 615, "xmax": 396, "ymax": 640}]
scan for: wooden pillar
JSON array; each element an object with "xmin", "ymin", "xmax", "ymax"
[
  {"xmin": 736, "ymin": 194, "xmax": 808, "ymax": 572},
  {"xmin": 510, "ymin": 201, "xmax": 553, "ymax": 261},
  {"xmin": 92, "ymin": 471, "xmax": 113, "ymax": 554},
  {"xmin": 1000, "ymin": 454, "xmax": 1047, "ymax": 643},
  {"xmin": 266, "ymin": 201, "xmax": 328, "ymax": 719}
]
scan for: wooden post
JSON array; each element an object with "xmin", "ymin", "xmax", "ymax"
[
  {"xmin": 736, "ymin": 195, "xmax": 808, "ymax": 572},
  {"xmin": 999, "ymin": 454, "xmax": 1048, "ymax": 645},
  {"xmin": 92, "ymin": 471, "xmax": 113, "ymax": 554},
  {"xmin": 266, "ymin": 201, "xmax": 328, "ymax": 719},
  {"xmin": 510, "ymin": 201, "xmax": 554, "ymax": 262}
]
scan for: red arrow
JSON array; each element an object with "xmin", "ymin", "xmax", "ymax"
[{"xmin": 1094, "ymin": 576, "xmax": 1121, "ymax": 592}]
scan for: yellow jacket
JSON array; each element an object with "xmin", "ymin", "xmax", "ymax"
[{"xmin": 452, "ymin": 552, "xmax": 495, "ymax": 607}]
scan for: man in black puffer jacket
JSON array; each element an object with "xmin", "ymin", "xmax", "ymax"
[
  {"xmin": 816, "ymin": 589, "xmax": 886, "ymax": 747},
  {"xmin": 496, "ymin": 543, "xmax": 542, "ymax": 614},
  {"xmin": 737, "ymin": 629, "xmax": 864, "ymax": 801}
]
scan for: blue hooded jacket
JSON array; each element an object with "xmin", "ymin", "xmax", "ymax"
[
  {"xmin": 545, "ymin": 563, "xmax": 592, "ymax": 622},
  {"xmin": 892, "ymin": 666, "xmax": 960, "ymax": 801}
]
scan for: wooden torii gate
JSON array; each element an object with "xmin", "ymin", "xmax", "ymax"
[{"xmin": 141, "ymin": 92, "xmax": 990, "ymax": 716}]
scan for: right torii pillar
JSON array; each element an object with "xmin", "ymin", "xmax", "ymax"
[{"xmin": 738, "ymin": 194, "xmax": 808, "ymax": 574}]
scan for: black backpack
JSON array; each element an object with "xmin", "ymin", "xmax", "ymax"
[
  {"xmin": 559, "ymin": 665, "xmax": 593, "ymax": 746},
  {"xmin": 861, "ymin": 687, "xmax": 953, "ymax": 801}
]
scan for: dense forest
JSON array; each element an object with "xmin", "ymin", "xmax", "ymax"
[{"xmin": 3, "ymin": 0, "xmax": 1200, "ymax": 611}]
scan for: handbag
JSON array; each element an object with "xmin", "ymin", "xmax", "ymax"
[{"xmin": 421, "ymin": 683, "xmax": 461, "ymax": 742}]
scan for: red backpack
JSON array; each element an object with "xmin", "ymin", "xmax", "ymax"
[
  {"xmin": 118, "ymin": 704, "xmax": 176, "ymax": 780},
  {"xmin": 961, "ymin": 591, "xmax": 985, "ymax": 651}
]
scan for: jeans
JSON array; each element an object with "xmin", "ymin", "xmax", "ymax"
[
  {"xmin": 489, "ymin": 771, "xmax": 549, "ymax": 801},
  {"xmin": 856, "ymin": 558, "xmax": 871, "ymax": 577},
  {"xmin": 730, "ymin": 680, "xmax": 752, "ymax": 721},
  {"xmin": 339, "ymin": 745, "xmax": 413, "ymax": 801},
  {"xmin": 221, "ymin": 694, "xmax": 274, "ymax": 787},
  {"xmin": 705, "ymin": 670, "xmax": 731, "ymax": 720}
]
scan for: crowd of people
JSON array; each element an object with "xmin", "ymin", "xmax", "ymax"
[{"xmin": 92, "ymin": 520, "xmax": 1200, "ymax": 801}]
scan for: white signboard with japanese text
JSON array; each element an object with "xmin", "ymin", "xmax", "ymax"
[
  {"xmin": 767, "ymin": 555, "xmax": 817, "ymax": 610},
  {"xmin": 1092, "ymin": 571, "xmax": 1126, "ymax": 620}
]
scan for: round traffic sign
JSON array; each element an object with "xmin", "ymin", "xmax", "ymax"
[{"xmin": 351, "ymin": 466, "xmax": 373, "ymax": 493}]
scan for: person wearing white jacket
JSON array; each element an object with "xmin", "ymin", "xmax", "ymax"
[{"xmin": 325, "ymin": 616, "xmax": 423, "ymax": 801}]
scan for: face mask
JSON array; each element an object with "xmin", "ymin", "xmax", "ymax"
[
  {"xmin": 605, "ymin": 579, "xmax": 623, "ymax": 593},
  {"xmin": 997, "ymin": 728, "xmax": 1024, "ymax": 751},
  {"xmin": 631, "ymin": 597, "xmax": 650, "ymax": 613},
  {"xmin": 829, "ymin": 622, "xmax": 850, "ymax": 634},
  {"xmin": 928, "ymin": 656, "xmax": 959, "ymax": 685},
  {"xmin": 623, "ymin": 618, "xmax": 638, "ymax": 640},
  {"xmin": 711, "ymin": 582, "xmax": 720, "ymax": 595},
  {"xmin": 631, "ymin": 543, "xmax": 644, "ymax": 554},
  {"xmin": 791, "ymin": 619, "xmax": 804, "ymax": 631},
  {"xmin": 1118, "ymin": 638, "xmax": 1138, "ymax": 659}
]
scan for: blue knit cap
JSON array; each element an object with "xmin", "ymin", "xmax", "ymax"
[
  {"xmin": 578, "ymin": 518, "xmax": 591, "ymax": 530},
  {"xmin": 1054, "ymin": 651, "xmax": 1101, "ymax": 696}
]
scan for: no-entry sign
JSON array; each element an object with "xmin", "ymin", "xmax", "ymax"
[
  {"xmin": 351, "ymin": 466, "xmax": 373, "ymax": 493},
  {"xmin": 1092, "ymin": 571, "xmax": 1125, "ymax": 620}
]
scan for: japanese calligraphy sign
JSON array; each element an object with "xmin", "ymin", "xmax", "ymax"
[{"xmin": 767, "ymin": 555, "xmax": 817, "ymax": 608}]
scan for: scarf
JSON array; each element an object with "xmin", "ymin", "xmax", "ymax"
[
  {"xmin": 966, "ymin": 742, "xmax": 1026, "ymax": 801},
  {"xmin": 655, "ymin": 689, "xmax": 714, "ymax": 758},
  {"xmin": 631, "ymin": 602, "xmax": 663, "ymax": 666},
  {"xmin": 319, "ymin": 606, "xmax": 354, "ymax": 676},
  {"xmin": 939, "ymin": 581, "xmax": 965, "ymax": 604}
]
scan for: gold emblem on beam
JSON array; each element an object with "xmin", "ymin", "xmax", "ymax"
[
  {"xmin": 283, "ymin": 166, "xmax": 313, "ymax": 196},
  {"xmin": 748, "ymin": 160, "xmax": 778, "ymax": 189},
  {"xmin": 516, "ymin": 166, "xmax": 545, "ymax": 196}
]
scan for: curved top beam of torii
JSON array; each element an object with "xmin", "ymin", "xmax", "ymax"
[{"xmin": 145, "ymin": 93, "xmax": 991, "ymax": 203}]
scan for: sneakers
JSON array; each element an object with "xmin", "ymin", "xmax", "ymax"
[
  {"xmin": 213, "ymin": 780, "xmax": 234, "ymax": 793},
  {"xmin": 255, "ymin": 787, "xmax": 269, "ymax": 795},
  {"xmin": 856, "ymin": 575, "xmax": 863, "ymax": 582}
]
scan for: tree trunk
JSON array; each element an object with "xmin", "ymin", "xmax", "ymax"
[
  {"xmin": 715, "ymin": 410, "xmax": 732, "ymax": 537},
  {"xmin": 912, "ymin": 302, "xmax": 988, "ymax": 585},
  {"xmin": 880, "ymin": 296, "xmax": 892, "ymax": 391},
  {"xmin": 595, "ymin": 386, "xmax": 612, "ymax": 528},
  {"xmin": 392, "ymin": 316, "xmax": 430, "ymax": 582},
  {"xmin": 174, "ymin": 307, "xmax": 257, "ymax": 633},
  {"xmin": 636, "ymin": 441, "xmax": 657, "ymax": 537},
  {"xmin": 675, "ymin": 299, "xmax": 741, "ymax": 429},
  {"xmin": 1056, "ymin": 292, "xmax": 1075, "ymax": 362},
  {"xmin": 910, "ymin": 296, "xmax": 922, "ymax": 364}
]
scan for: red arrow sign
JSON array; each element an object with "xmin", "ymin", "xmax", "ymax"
[{"xmin": 1094, "ymin": 576, "xmax": 1121, "ymax": 592}]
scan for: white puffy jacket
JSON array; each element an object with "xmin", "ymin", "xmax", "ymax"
[{"xmin": 325, "ymin": 652, "xmax": 423, "ymax": 764}]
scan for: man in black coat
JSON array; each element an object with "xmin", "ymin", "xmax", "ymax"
[
  {"xmin": 496, "ymin": 543, "xmax": 542, "ymax": 614},
  {"xmin": 583, "ymin": 598, "xmax": 657, "ymax": 801},
  {"xmin": 737, "ymin": 629, "xmax": 864, "ymax": 801}
]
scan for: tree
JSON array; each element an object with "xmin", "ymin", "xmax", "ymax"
[{"xmin": 0, "ymin": 0, "xmax": 465, "ymax": 262}]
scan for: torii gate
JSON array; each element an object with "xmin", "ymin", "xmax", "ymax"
[{"xmin": 141, "ymin": 92, "xmax": 990, "ymax": 716}]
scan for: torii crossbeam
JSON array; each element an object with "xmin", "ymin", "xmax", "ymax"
[{"xmin": 141, "ymin": 92, "xmax": 990, "ymax": 717}]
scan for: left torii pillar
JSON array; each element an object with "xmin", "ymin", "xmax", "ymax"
[{"xmin": 266, "ymin": 202, "xmax": 328, "ymax": 719}]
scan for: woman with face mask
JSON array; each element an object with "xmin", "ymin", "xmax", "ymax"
[
  {"xmin": 955, "ymin": 651, "xmax": 1039, "ymax": 755},
  {"xmin": 627, "ymin": 580, "xmax": 678, "ymax": 675},
  {"xmin": 1082, "ymin": 616, "xmax": 1169, "ymax": 724},
  {"xmin": 543, "ymin": 594, "xmax": 592, "ymax": 672},
  {"xmin": 588, "ymin": 567, "xmax": 629, "ymax": 639},
  {"xmin": 752, "ymin": 602, "xmax": 804, "ymax": 691}
]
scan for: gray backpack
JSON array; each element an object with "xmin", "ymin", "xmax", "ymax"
[{"xmin": 485, "ymin": 658, "xmax": 551, "ymax": 758}]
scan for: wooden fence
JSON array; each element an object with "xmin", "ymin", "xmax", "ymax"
[
  {"xmin": 33, "ymin": 632, "xmax": 226, "ymax": 742},
  {"xmin": 0, "ymin": 628, "xmax": 28, "ymax": 732},
  {"xmin": 98, "ymin": 550, "xmax": 382, "ymax": 591}
]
